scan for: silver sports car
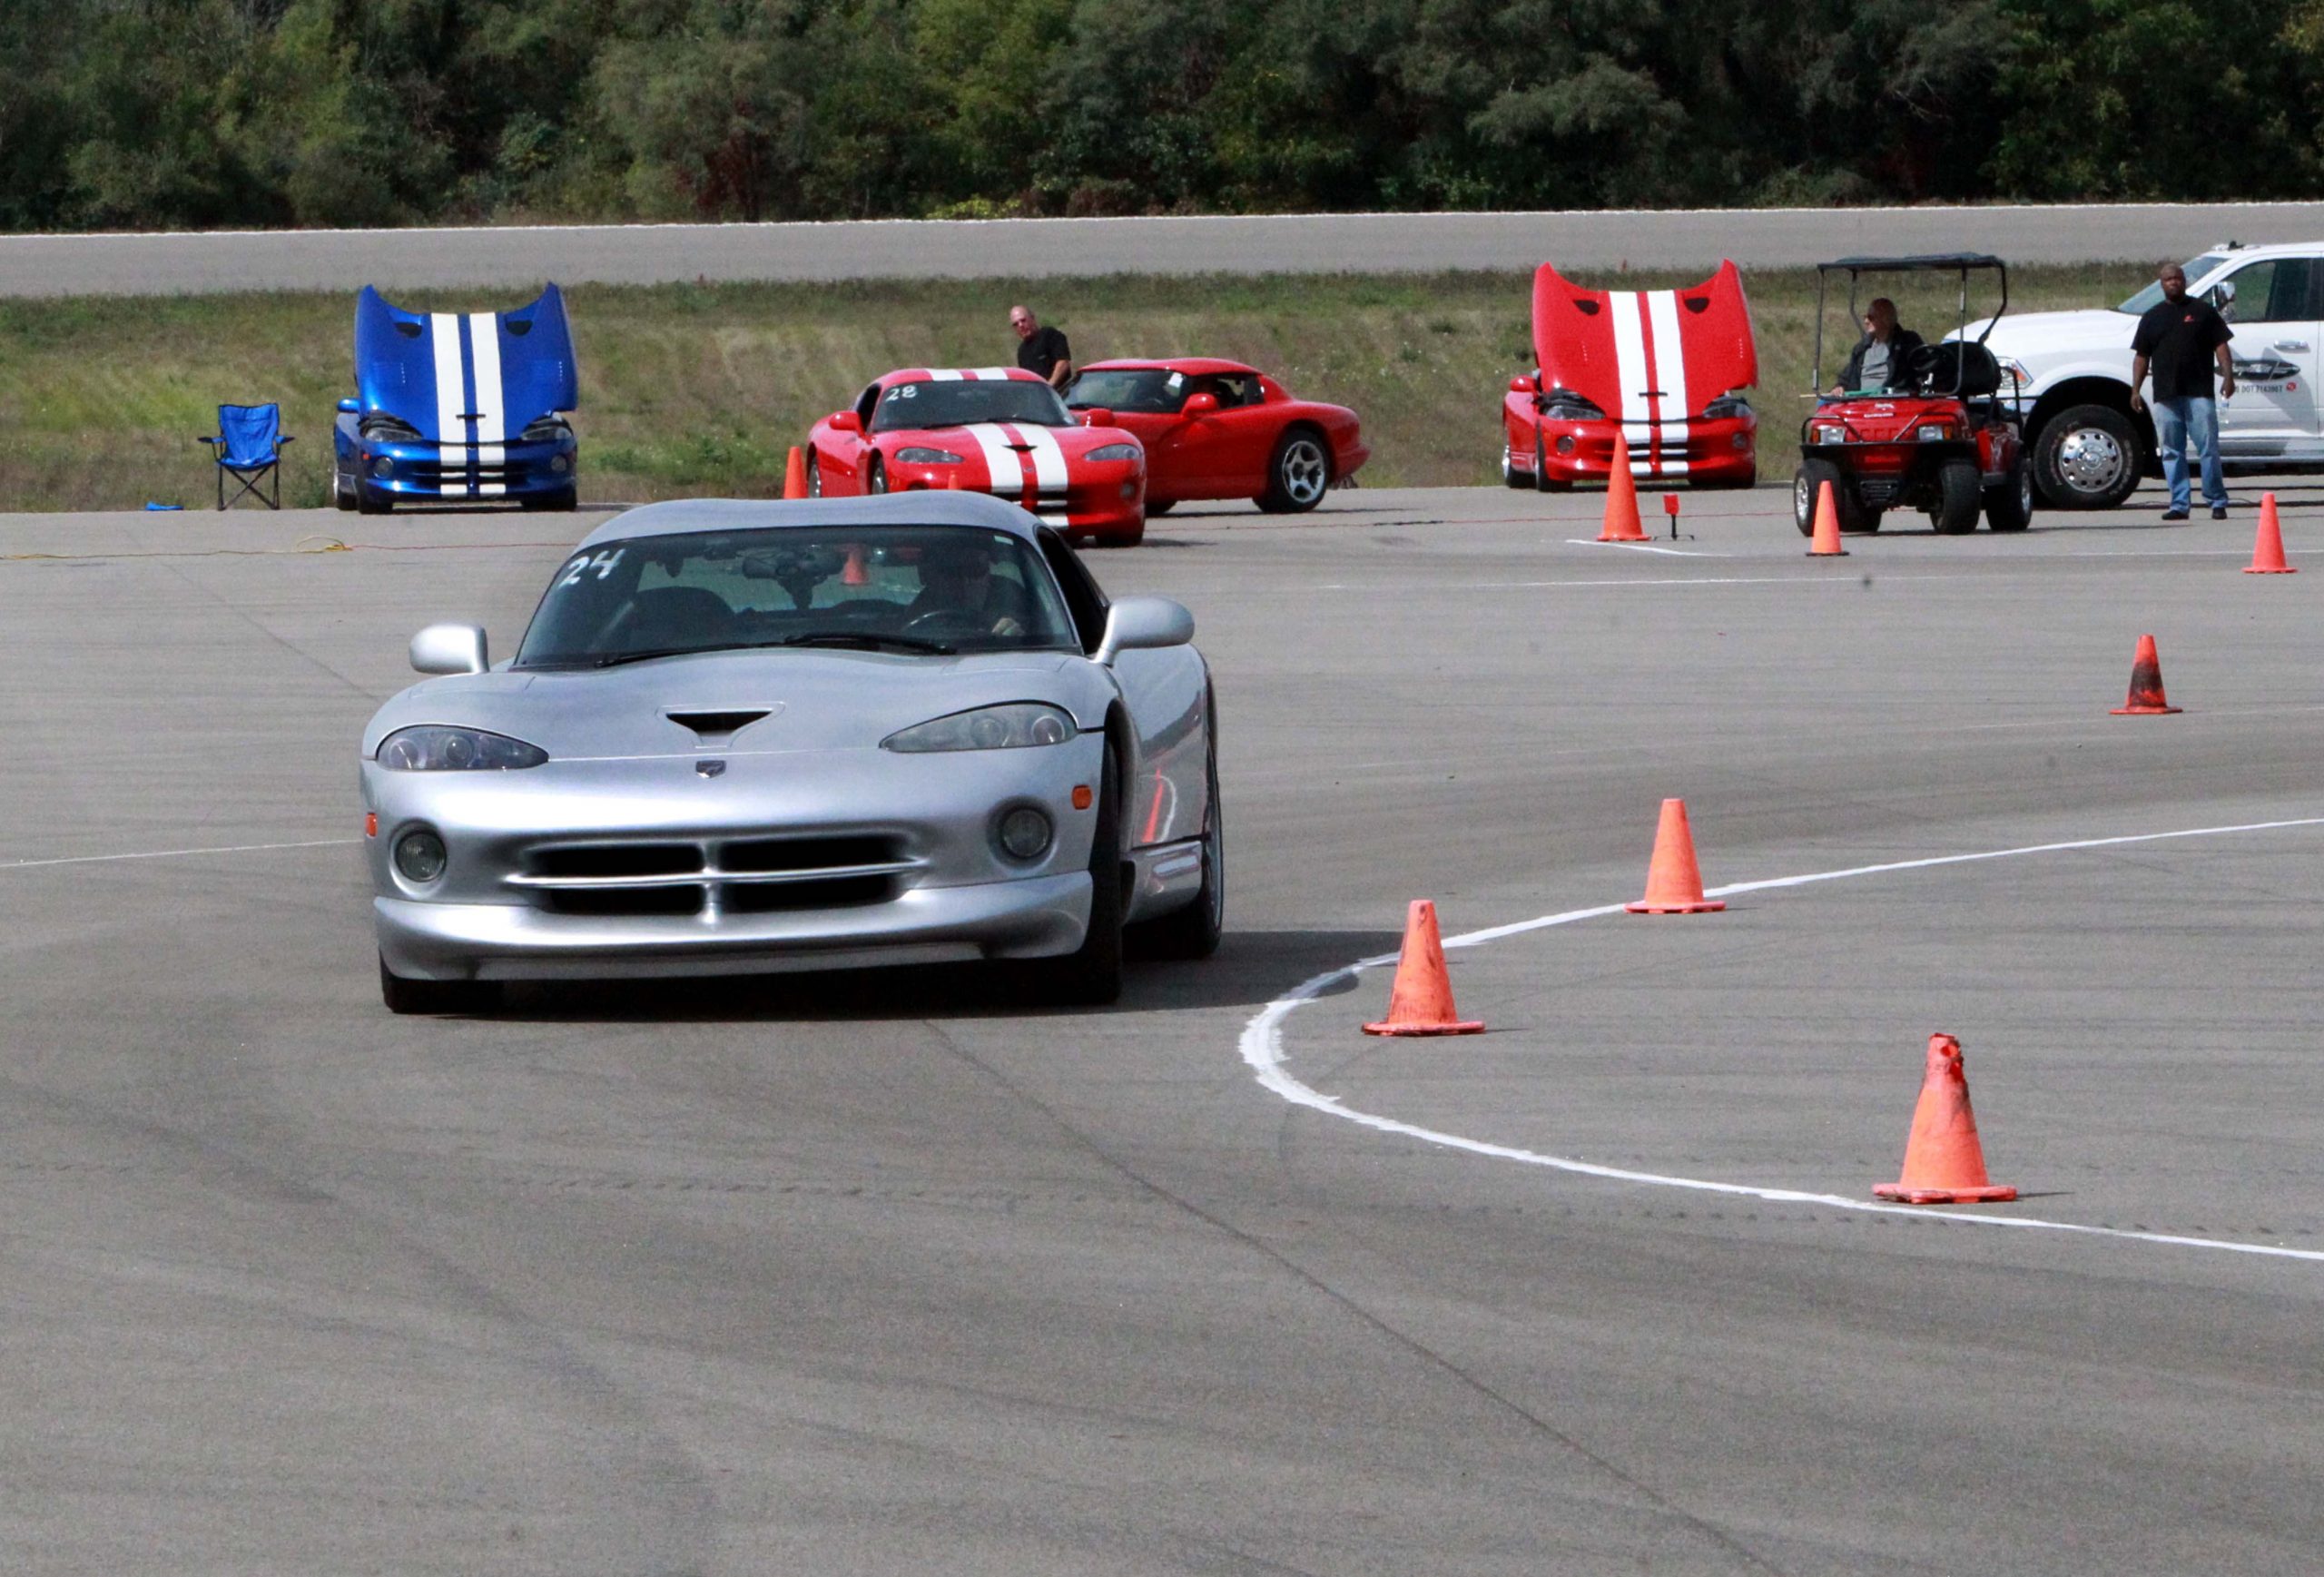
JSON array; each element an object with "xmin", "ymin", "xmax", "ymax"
[{"xmin": 361, "ymin": 494, "xmax": 1220, "ymax": 1012}]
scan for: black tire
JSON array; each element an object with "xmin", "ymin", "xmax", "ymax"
[
  {"xmin": 2032, "ymin": 402, "xmax": 2140, "ymax": 510},
  {"xmin": 866, "ymin": 457, "xmax": 889, "ymax": 495},
  {"xmin": 1530, "ymin": 428, "xmax": 1572, "ymax": 492},
  {"xmin": 379, "ymin": 954, "xmax": 497, "ymax": 1016},
  {"xmin": 1146, "ymin": 498, "xmax": 1175, "ymax": 515},
  {"xmin": 1984, "ymin": 458, "xmax": 2034, "ymax": 532},
  {"xmin": 1256, "ymin": 428, "xmax": 1330, "ymax": 513},
  {"xmin": 805, "ymin": 456, "xmax": 822, "ymax": 498},
  {"xmin": 1036, "ymin": 745, "xmax": 1125, "ymax": 1004},
  {"xmin": 356, "ymin": 482, "xmax": 392, "ymax": 516},
  {"xmin": 1502, "ymin": 448, "xmax": 1531, "ymax": 488},
  {"xmin": 332, "ymin": 472, "xmax": 355, "ymax": 511},
  {"xmin": 1128, "ymin": 696, "xmax": 1223, "ymax": 961},
  {"xmin": 521, "ymin": 485, "xmax": 578, "ymax": 512},
  {"xmin": 1933, "ymin": 458, "xmax": 1982, "ymax": 534},
  {"xmin": 1793, "ymin": 458, "xmax": 1876, "ymax": 535}
]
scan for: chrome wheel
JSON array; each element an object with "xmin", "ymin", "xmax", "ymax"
[
  {"xmin": 806, "ymin": 458, "xmax": 822, "ymax": 498},
  {"xmin": 867, "ymin": 458, "xmax": 888, "ymax": 495},
  {"xmin": 2055, "ymin": 425, "xmax": 2129, "ymax": 497},
  {"xmin": 1278, "ymin": 437, "xmax": 1328, "ymax": 505}
]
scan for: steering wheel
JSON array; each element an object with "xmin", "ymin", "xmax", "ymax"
[{"xmin": 901, "ymin": 607, "xmax": 990, "ymax": 638}]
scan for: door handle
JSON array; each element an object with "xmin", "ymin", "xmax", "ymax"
[{"xmin": 2271, "ymin": 340, "xmax": 2310, "ymax": 352}]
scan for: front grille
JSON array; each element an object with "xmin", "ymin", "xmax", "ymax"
[
  {"xmin": 1860, "ymin": 478, "xmax": 1903, "ymax": 506},
  {"xmin": 507, "ymin": 833, "xmax": 919, "ymax": 919}
]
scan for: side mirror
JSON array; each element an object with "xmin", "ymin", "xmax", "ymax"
[
  {"xmin": 410, "ymin": 622, "xmax": 488, "ymax": 675},
  {"xmin": 1508, "ymin": 374, "xmax": 1535, "ymax": 394},
  {"xmin": 337, "ymin": 397, "xmax": 360, "ymax": 414},
  {"xmin": 1078, "ymin": 407, "xmax": 1116, "ymax": 427},
  {"xmin": 830, "ymin": 410, "xmax": 862, "ymax": 434},
  {"xmin": 1181, "ymin": 392, "xmax": 1220, "ymax": 417},
  {"xmin": 1094, "ymin": 596, "xmax": 1195, "ymax": 665}
]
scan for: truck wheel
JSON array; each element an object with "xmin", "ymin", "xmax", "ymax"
[
  {"xmin": 2033, "ymin": 404, "xmax": 2139, "ymax": 509},
  {"xmin": 1933, "ymin": 458, "xmax": 1982, "ymax": 534},
  {"xmin": 1793, "ymin": 458, "xmax": 1875, "ymax": 535},
  {"xmin": 1984, "ymin": 459, "xmax": 2034, "ymax": 532}
]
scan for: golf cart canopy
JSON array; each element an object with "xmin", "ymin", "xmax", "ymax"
[{"xmin": 1818, "ymin": 254, "xmax": 2007, "ymax": 273}]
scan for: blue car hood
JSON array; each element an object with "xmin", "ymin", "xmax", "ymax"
[{"xmin": 354, "ymin": 284, "xmax": 579, "ymax": 443}]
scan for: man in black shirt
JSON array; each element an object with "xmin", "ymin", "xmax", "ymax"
[
  {"xmin": 1009, "ymin": 305, "xmax": 1073, "ymax": 390},
  {"xmin": 2130, "ymin": 262, "xmax": 2236, "ymax": 519}
]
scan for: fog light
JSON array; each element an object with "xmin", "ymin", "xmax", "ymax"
[
  {"xmin": 370, "ymin": 457, "xmax": 393, "ymax": 478},
  {"xmin": 997, "ymin": 806, "xmax": 1053, "ymax": 861},
  {"xmin": 1121, "ymin": 481, "xmax": 1137, "ymax": 500},
  {"xmin": 1732, "ymin": 433, "xmax": 1749, "ymax": 450},
  {"xmin": 549, "ymin": 454, "xmax": 571, "ymax": 474},
  {"xmin": 393, "ymin": 828, "xmax": 448, "ymax": 883},
  {"xmin": 1555, "ymin": 435, "xmax": 1577, "ymax": 455}
]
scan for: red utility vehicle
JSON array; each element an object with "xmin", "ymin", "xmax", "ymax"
[
  {"xmin": 1503, "ymin": 260, "xmax": 1759, "ymax": 490},
  {"xmin": 1794, "ymin": 254, "xmax": 2034, "ymax": 536},
  {"xmin": 1066, "ymin": 359, "xmax": 1366, "ymax": 514}
]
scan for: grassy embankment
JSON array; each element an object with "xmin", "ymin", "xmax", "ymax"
[{"xmin": 0, "ymin": 265, "xmax": 2150, "ymax": 513}]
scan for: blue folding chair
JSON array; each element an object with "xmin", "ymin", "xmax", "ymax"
[{"xmin": 197, "ymin": 403, "xmax": 294, "ymax": 509}]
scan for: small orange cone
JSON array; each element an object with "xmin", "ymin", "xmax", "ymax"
[
  {"xmin": 2111, "ymin": 633, "xmax": 2182, "ymax": 715},
  {"xmin": 841, "ymin": 543, "xmax": 870, "ymax": 586},
  {"xmin": 1598, "ymin": 436, "xmax": 1647, "ymax": 541},
  {"xmin": 1874, "ymin": 1033, "xmax": 2016, "ymax": 1204},
  {"xmin": 2245, "ymin": 493, "xmax": 2296, "ymax": 573},
  {"xmin": 1807, "ymin": 479, "xmax": 1847, "ymax": 557},
  {"xmin": 1625, "ymin": 798, "xmax": 1724, "ymax": 914},
  {"xmin": 782, "ymin": 446, "xmax": 808, "ymax": 499},
  {"xmin": 1363, "ymin": 900, "xmax": 1485, "ymax": 1036}
]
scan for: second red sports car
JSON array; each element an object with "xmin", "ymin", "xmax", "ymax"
[
  {"xmin": 807, "ymin": 368, "xmax": 1148, "ymax": 544},
  {"xmin": 1066, "ymin": 359, "xmax": 1366, "ymax": 514}
]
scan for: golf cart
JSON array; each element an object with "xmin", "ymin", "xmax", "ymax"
[{"xmin": 1795, "ymin": 254, "xmax": 2033, "ymax": 536}]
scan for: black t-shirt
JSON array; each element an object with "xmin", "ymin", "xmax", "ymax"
[
  {"xmin": 2132, "ymin": 297, "xmax": 2233, "ymax": 401},
  {"xmin": 1016, "ymin": 325, "xmax": 1071, "ymax": 379}
]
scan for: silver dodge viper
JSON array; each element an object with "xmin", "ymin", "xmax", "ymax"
[{"xmin": 360, "ymin": 494, "xmax": 1220, "ymax": 1012}]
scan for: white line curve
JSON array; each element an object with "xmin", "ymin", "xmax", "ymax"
[{"xmin": 1240, "ymin": 815, "xmax": 2324, "ymax": 1266}]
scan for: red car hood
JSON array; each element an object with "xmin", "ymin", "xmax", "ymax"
[{"xmin": 1531, "ymin": 260, "xmax": 1758, "ymax": 427}]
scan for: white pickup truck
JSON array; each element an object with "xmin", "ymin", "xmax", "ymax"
[{"xmin": 1969, "ymin": 241, "xmax": 2324, "ymax": 508}]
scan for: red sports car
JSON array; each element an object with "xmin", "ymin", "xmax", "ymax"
[
  {"xmin": 806, "ymin": 368, "xmax": 1147, "ymax": 545},
  {"xmin": 1065, "ymin": 359, "xmax": 1366, "ymax": 514},
  {"xmin": 1502, "ymin": 261, "xmax": 1759, "ymax": 491}
]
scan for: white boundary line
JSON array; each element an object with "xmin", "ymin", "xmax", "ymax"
[
  {"xmin": 1240, "ymin": 816, "xmax": 2324, "ymax": 1266},
  {"xmin": 0, "ymin": 838, "xmax": 358, "ymax": 872},
  {"xmin": 1561, "ymin": 539, "xmax": 1725, "ymax": 557}
]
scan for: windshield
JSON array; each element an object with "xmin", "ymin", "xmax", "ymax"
[
  {"xmin": 515, "ymin": 525, "xmax": 1079, "ymax": 666},
  {"xmin": 870, "ymin": 379, "xmax": 1072, "ymax": 432},
  {"xmin": 2118, "ymin": 254, "xmax": 2229, "ymax": 314},
  {"xmin": 1068, "ymin": 369, "xmax": 1187, "ymax": 413}
]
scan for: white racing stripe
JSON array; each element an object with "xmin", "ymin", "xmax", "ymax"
[
  {"xmin": 428, "ymin": 314, "xmax": 466, "ymax": 446},
  {"xmin": 1240, "ymin": 815, "xmax": 2324, "ymax": 1267},
  {"xmin": 927, "ymin": 369, "xmax": 964, "ymax": 382},
  {"xmin": 1646, "ymin": 289, "xmax": 1690, "ymax": 423},
  {"xmin": 960, "ymin": 422, "xmax": 1021, "ymax": 495},
  {"xmin": 1608, "ymin": 291, "xmax": 1649, "ymax": 437},
  {"xmin": 1012, "ymin": 424, "xmax": 1071, "ymax": 496},
  {"xmin": 466, "ymin": 312, "xmax": 504, "ymax": 443},
  {"xmin": 970, "ymin": 366, "xmax": 1013, "ymax": 380}
]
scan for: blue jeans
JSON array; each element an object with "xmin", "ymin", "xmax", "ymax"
[{"xmin": 2152, "ymin": 396, "xmax": 2226, "ymax": 511}]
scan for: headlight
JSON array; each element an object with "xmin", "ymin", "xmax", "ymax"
[
  {"xmin": 359, "ymin": 413, "xmax": 422, "ymax": 443},
  {"xmin": 1543, "ymin": 390, "xmax": 1607, "ymax": 421},
  {"xmin": 1702, "ymin": 394, "xmax": 1753, "ymax": 420},
  {"xmin": 520, "ymin": 415, "xmax": 573, "ymax": 443},
  {"xmin": 1085, "ymin": 442, "xmax": 1141, "ymax": 462},
  {"xmin": 1997, "ymin": 360, "xmax": 2031, "ymax": 390},
  {"xmin": 1917, "ymin": 421, "xmax": 1959, "ymax": 442},
  {"xmin": 896, "ymin": 447, "xmax": 964, "ymax": 464},
  {"xmin": 881, "ymin": 703, "xmax": 1076, "ymax": 753},
  {"xmin": 377, "ymin": 725, "xmax": 548, "ymax": 771},
  {"xmin": 1810, "ymin": 422, "xmax": 1846, "ymax": 444}
]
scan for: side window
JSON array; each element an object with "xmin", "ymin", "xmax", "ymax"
[
  {"xmin": 853, "ymin": 384, "xmax": 881, "ymax": 427},
  {"xmin": 1036, "ymin": 527, "xmax": 1109, "ymax": 655},
  {"xmin": 1215, "ymin": 375, "xmax": 1258, "ymax": 408},
  {"xmin": 2212, "ymin": 261, "xmax": 2316, "ymax": 324}
]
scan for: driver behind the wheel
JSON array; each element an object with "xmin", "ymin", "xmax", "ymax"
[
  {"xmin": 905, "ymin": 537, "xmax": 1028, "ymax": 637},
  {"xmin": 1832, "ymin": 298, "xmax": 1925, "ymax": 394}
]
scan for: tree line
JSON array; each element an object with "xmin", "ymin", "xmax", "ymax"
[{"xmin": 5, "ymin": 0, "xmax": 2322, "ymax": 234}]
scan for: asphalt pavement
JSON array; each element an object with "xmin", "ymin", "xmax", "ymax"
[
  {"xmin": 8, "ymin": 202, "xmax": 2324, "ymax": 295},
  {"xmin": 4, "ymin": 484, "xmax": 2322, "ymax": 1573}
]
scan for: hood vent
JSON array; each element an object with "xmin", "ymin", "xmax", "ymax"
[{"xmin": 665, "ymin": 708, "xmax": 771, "ymax": 745}]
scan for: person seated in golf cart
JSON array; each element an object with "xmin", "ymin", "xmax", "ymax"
[{"xmin": 1829, "ymin": 299, "xmax": 1926, "ymax": 394}]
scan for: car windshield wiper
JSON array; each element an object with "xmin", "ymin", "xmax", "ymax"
[{"xmin": 585, "ymin": 632, "xmax": 956, "ymax": 667}]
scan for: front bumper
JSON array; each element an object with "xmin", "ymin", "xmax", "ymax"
[
  {"xmin": 887, "ymin": 461, "xmax": 1145, "ymax": 537},
  {"xmin": 376, "ymin": 871, "xmax": 1091, "ymax": 981},
  {"xmin": 1511, "ymin": 412, "xmax": 1758, "ymax": 486},
  {"xmin": 346, "ymin": 434, "xmax": 578, "ymax": 500}
]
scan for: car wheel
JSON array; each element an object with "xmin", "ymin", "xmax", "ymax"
[
  {"xmin": 1502, "ymin": 448, "xmax": 1531, "ymax": 489},
  {"xmin": 1036, "ymin": 745, "xmax": 1125, "ymax": 1005},
  {"xmin": 1794, "ymin": 458, "xmax": 1874, "ymax": 535},
  {"xmin": 1933, "ymin": 458, "xmax": 1982, "ymax": 534},
  {"xmin": 1146, "ymin": 498, "xmax": 1175, "ymax": 515},
  {"xmin": 1984, "ymin": 458, "xmax": 2034, "ymax": 532},
  {"xmin": 866, "ymin": 457, "xmax": 889, "ymax": 495},
  {"xmin": 806, "ymin": 456, "xmax": 823, "ymax": 498},
  {"xmin": 356, "ymin": 482, "xmax": 392, "ymax": 516},
  {"xmin": 1129, "ymin": 700, "xmax": 1223, "ymax": 961},
  {"xmin": 379, "ymin": 954, "xmax": 498, "ymax": 1016},
  {"xmin": 333, "ymin": 472, "xmax": 355, "ymax": 511},
  {"xmin": 2033, "ymin": 403, "xmax": 2139, "ymax": 509},
  {"xmin": 1257, "ymin": 429, "xmax": 1330, "ymax": 513}
]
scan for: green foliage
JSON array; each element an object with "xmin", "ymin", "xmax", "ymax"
[{"xmin": 7, "ymin": 0, "xmax": 2323, "ymax": 231}]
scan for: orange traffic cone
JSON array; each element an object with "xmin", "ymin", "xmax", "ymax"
[
  {"xmin": 1874, "ymin": 1033, "xmax": 2016, "ymax": 1204},
  {"xmin": 1599, "ymin": 436, "xmax": 1647, "ymax": 541},
  {"xmin": 1625, "ymin": 798, "xmax": 1725, "ymax": 914},
  {"xmin": 2246, "ymin": 493, "xmax": 2296, "ymax": 573},
  {"xmin": 782, "ymin": 446, "xmax": 808, "ymax": 499},
  {"xmin": 842, "ymin": 543, "xmax": 870, "ymax": 586},
  {"xmin": 1362, "ymin": 900, "xmax": 1485, "ymax": 1036},
  {"xmin": 2111, "ymin": 633, "xmax": 2182, "ymax": 715},
  {"xmin": 1807, "ymin": 479, "xmax": 1847, "ymax": 557}
]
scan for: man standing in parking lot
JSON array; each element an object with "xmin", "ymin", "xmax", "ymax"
[
  {"xmin": 1010, "ymin": 305, "xmax": 1073, "ymax": 390},
  {"xmin": 2130, "ymin": 262, "xmax": 2235, "ymax": 520}
]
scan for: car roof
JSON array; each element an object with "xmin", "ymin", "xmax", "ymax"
[
  {"xmin": 576, "ymin": 493, "xmax": 1042, "ymax": 551},
  {"xmin": 1080, "ymin": 358, "xmax": 1260, "ymax": 377},
  {"xmin": 1819, "ymin": 253, "xmax": 2006, "ymax": 272},
  {"xmin": 876, "ymin": 367, "xmax": 1047, "ymax": 387}
]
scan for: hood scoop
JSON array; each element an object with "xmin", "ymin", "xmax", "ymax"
[{"xmin": 665, "ymin": 708, "xmax": 773, "ymax": 745}]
